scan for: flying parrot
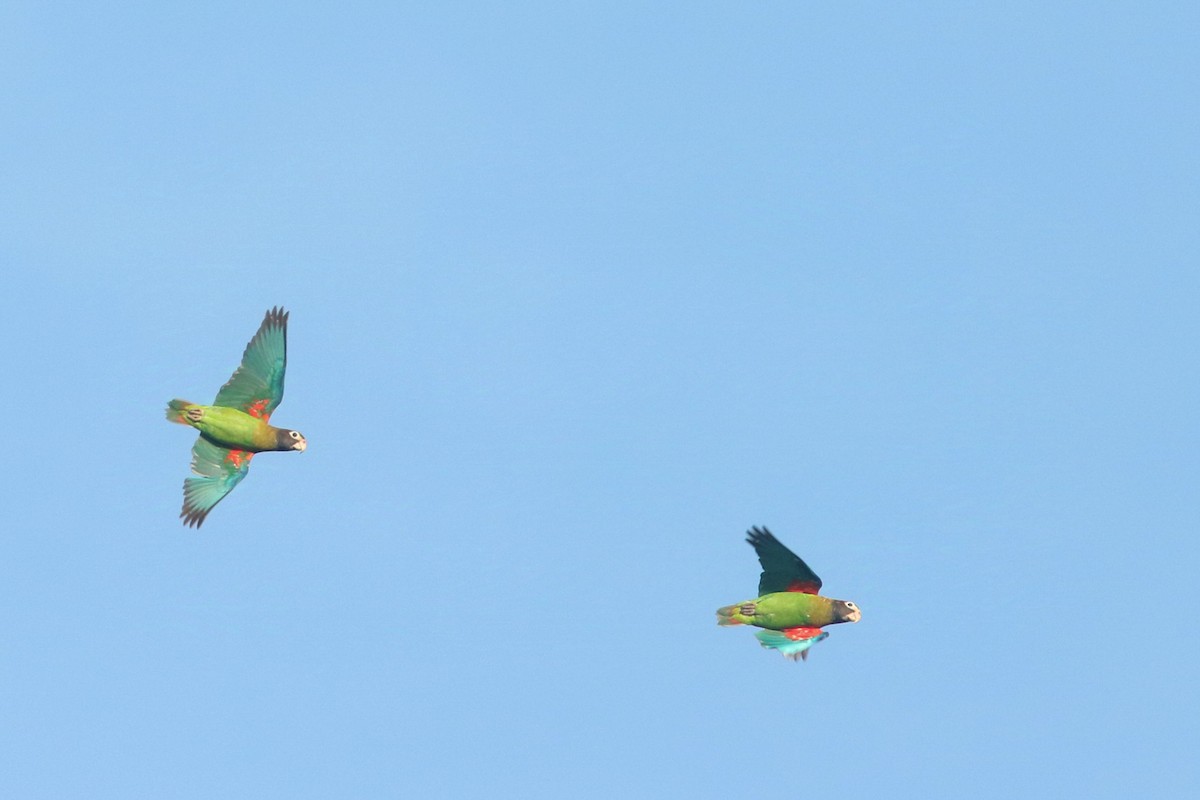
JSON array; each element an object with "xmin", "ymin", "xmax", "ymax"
[
  {"xmin": 717, "ymin": 527, "xmax": 861, "ymax": 661},
  {"xmin": 165, "ymin": 307, "xmax": 306, "ymax": 527}
]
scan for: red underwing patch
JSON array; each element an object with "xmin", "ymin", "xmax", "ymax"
[
  {"xmin": 226, "ymin": 450, "xmax": 254, "ymax": 469},
  {"xmin": 782, "ymin": 626, "xmax": 823, "ymax": 641},
  {"xmin": 247, "ymin": 398, "xmax": 271, "ymax": 421}
]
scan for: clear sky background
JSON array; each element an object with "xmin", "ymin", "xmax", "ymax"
[{"xmin": 1, "ymin": 3, "xmax": 1197, "ymax": 798}]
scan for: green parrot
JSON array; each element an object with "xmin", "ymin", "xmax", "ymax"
[
  {"xmin": 165, "ymin": 307, "xmax": 306, "ymax": 527},
  {"xmin": 717, "ymin": 527, "xmax": 861, "ymax": 661}
]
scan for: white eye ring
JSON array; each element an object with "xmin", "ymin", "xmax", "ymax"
[
  {"xmin": 290, "ymin": 431, "xmax": 300, "ymax": 438},
  {"xmin": 846, "ymin": 602, "xmax": 857, "ymax": 609}
]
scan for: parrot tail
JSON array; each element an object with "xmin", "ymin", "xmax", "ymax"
[
  {"xmin": 165, "ymin": 399, "xmax": 197, "ymax": 425},
  {"xmin": 715, "ymin": 604, "xmax": 746, "ymax": 626},
  {"xmin": 754, "ymin": 629, "xmax": 829, "ymax": 661}
]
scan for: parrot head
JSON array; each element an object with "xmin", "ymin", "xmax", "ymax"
[
  {"xmin": 275, "ymin": 429, "xmax": 308, "ymax": 452},
  {"xmin": 831, "ymin": 599, "xmax": 862, "ymax": 624}
]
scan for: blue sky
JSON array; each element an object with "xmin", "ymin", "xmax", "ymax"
[{"xmin": 2, "ymin": 2, "xmax": 1197, "ymax": 797}]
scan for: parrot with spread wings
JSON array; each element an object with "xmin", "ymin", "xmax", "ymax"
[
  {"xmin": 717, "ymin": 527, "xmax": 861, "ymax": 661},
  {"xmin": 165, "ymin": 307, "xmax": 306, "ymax": 527}
]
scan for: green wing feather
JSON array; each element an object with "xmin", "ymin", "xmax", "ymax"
[
  {"xmin": 180, "ymin": 437, "xmax": 252, "ymax": 528},
  {"xmin": 213, "ymin": 307, "xmax": 289, "ymax": 418},
  {"xmin": 747, "ymin": 526, "xmax": 823, "ymax": 595}
]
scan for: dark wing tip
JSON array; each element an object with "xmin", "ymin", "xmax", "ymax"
[
  {"xmin": 264, "ymin": 306, "xmax": 289, "ymax": 329},
  {"xmin": 237, "ymin": 306, "xmax": 289, "ymax": 367},
  {"xmin": 180, "ymin": 486, "xmax": 209, "ymax": 529},
  {"xmin": 180, "ymin": 507, "xmax": 207, "ymax": 528},
  {"xmin": 746, "ymin": 526, "xmax": 776, "ymax": 548}
]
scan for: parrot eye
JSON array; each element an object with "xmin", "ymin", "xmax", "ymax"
[
  {"xmin": 290, "ymin": 431, "xmax": 300, "ymax": 438},
  {"xmin": 846, "ymin": 602, "xmax": 857, "ymax": 609}
]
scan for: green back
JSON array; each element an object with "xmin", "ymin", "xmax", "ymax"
[{"xmin": 193, "ymin": 406, "xmax": 274, "ymax": 451}]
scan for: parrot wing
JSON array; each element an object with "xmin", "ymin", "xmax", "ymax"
[
  {"xmin": 180, "ymin": 437, "xmax": 254, "ymax": 528},
  {"xmin": 747, "ymin": 526, "xmax": 823, "ymax": 595},
  {"xmin": 754, "ymin": 628, "xmax": 829, "ymax": 661},
  {"xmin": 213, "ymin": 307, "xmax": 289, "ymax": 420}
]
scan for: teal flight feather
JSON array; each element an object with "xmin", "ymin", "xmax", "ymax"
[
  {"xmin": 181, "ymin": 437, "xmax": 252, "ymax": 528},
  {"xmin": 754, "ymin": 630, "xmax": 829, "ymax": 661},
  {"xmin": 213, "ymin": 307, "xmax": 288, "ymax": 417}
]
